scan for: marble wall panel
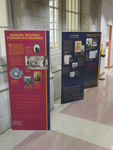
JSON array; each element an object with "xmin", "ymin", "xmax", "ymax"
[
  {"xmin": 80, "ymin": 0, "xmax": 98, "ymax": 31},
  {"xmin": 12, "ymin": 0, "xmax": 26, "ymax": 16},
  {"xmin": 54, "ymin": 70, "xmax": 61, "ymax": 80},
  {"xmin": 0, "ymin": 114, "xmax": 11, "ymax": 134},
  {"xmin": 0, "ymin": 90, "xmax": 9, "ymax": 103},
  {"xmin": 54, "ymin": 89, "xmax": 61, "ymax": 100},
  {"xmin": 43, "ymin": 18, "xmax": 49, "ymax": 29},
  {"xmin": 0, "ymin": 72, "xmax": 8, "ymax": 83},
  {"xmin": 0, "ymin": 82, "xmax": 9, "ymax": 91},
  {"xmin": 13, "ymin": 16, "xmax": 27, "ymax": 29},
  {"xmin": 0, "ymin": 100, "xmax": 10, "ymax": 118},
  {"xmin": 54, "ymin": 71, "xmax": 61, "ymax": 100},
  {"xmin": 44, "ymin": 5, "xmax": 49, "ymax": 18},
  {"xmin": 50, "ymin": 77, "xmax": 54, "ymax": 110},
  {"xmin": 50, "ymin": 96, "xmax": 54, "ymax": 111}
]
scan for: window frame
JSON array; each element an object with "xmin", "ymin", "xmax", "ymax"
[
  {"xmin": 0, "ymin": 0, "xmax": 13, "ymax": 66},
  {"xmin": 49, "ymin": 0, "xmax": 61, "ymax": 50},
  {"xmin": 66, "ymin": 0, "xmax": 80, "ymax": 31}
]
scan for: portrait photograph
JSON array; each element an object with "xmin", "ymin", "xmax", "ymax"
[
  {"xmin": 81, "ymin": 45, "xmax": 85, "ymax": 52},
  {"xmin": 75, "ymin": 41, "xmax": 82, "ymax": 53},
  {"xmin": 33, "ymin": 44, "xmax": 40, "ymax": 54},
  {"xmin": 34, "ymin": 72, "xmax": 41, "ymax": 82},
  {"xmin": 86, "ymin": 38, "xmax": 92, "ymax": 49}
]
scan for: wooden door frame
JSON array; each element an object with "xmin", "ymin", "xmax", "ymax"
[{"xmin": 107, "ymin": 25, "xmax": 112, "ymax": 68}]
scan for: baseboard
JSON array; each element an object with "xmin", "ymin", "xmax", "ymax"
[
  {"xmin": 99, "ymin": 72, "xmax": 105, "ymax": 77},
  {"xmin": 105, "ymin": 65, "xmax": 113, "ymax": 69},
  {"xmin": 110, "ymin": 65, "xmax": 113, "ymax": 68}
]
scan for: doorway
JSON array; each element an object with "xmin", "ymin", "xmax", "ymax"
[{"xmin": 105, "ymin": 25, "xmax": 112, "ymax": 68}]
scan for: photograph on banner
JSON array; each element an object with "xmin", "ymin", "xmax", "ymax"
[
  {"xmin": 10, "ymin": 68, "xmax": 23, "ymax": 79},
  {"xmin": 69, "ymin": 71, "xmax": 75, "ymax": 78},
  {"xmin": 92, "ymin": 39, "xmax": 97, "ymax": 47},
  {"xmin": 34, "ymin": 71, "xmax": 41, "ymax": 82},
  {"xmin": 24, "ymin": 76, "xmax": 33, "ymax": 86},
  {"xmin": 81, "ymin": 45, "xmax": 85, "ymax": 52},
  {"xmin": 86, "ymin": 38, "xmax": 92, "ymax": 50},
  {"xmin": 72, "ymin": 62, "xmax": 78, "ymax": 68},
  {"xmin": 69, "ymin": 55, "xmax": 72, "ymax": 59},
  {"xmin": 64, "ymin": 55, "xmax": 70, "ymax": 65},
  {"xmin": 75, "ymin": 41, "xmax": 82, "ymax": 53},
  {"xmin": 89, "ymin": 50, "xmax": 98, "ymax": 59},
  {"xmin": 25, "ymin": 56, "xmax": 48, "ymax": 70},
  {"xmin": 33, "ymin": 44, "xmax": 40, "ymax": 54}
]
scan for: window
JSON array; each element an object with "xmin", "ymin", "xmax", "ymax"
[
  {"xmin": 0, "ymin": 0, "xmax": 12, "ymax": 65},
  {"xmin": 49, "ymin": 0, "xmax": 59, "ymax": 49},
  {"xmin": 0, "ymin": 0, "xmax": 8, "ymax": 58},
  {"xmin": 66, "ymin": 0, "xmax": 80, "ymax": 31},
  {"xmin": 49, "ymin": 0, "xmax": 80, "ymax": 49}
]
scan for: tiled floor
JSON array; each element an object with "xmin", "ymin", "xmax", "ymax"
[{"xmin": 0, "ymin": 69, "xmax": 113, "ymax": 150}]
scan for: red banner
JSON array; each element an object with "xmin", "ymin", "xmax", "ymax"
[{"xmin": 5, "ymin": 30, "xmax": 50, "ymax": 130}]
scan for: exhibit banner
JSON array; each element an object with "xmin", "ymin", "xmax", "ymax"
[
  {"xmin": 61, "ymin": 32, "xmax": 85, "ymax": 104},
  {"xmin": 85, "ymin": 32, "xmax": 101, "ymax": 88},
  {"xmin": 5, "ymin": 30, "xmax": 50, "ymax": 130}
]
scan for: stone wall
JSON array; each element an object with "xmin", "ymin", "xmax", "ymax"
[
  {"xmin": 12, "ymin": 0, "xmax": 49, "ymax": 29},
  {"xmin": 0, "ymin": 0, "xmax": 12, "ymax": 134},
  {"xmin": 50, "ymin": 49, "xmax": 61, "ymax": 100},
  {"xmin": 0, "ymin": 66, "xmax": 11, "ymax": 134},
  {"xmin": 80, "ymin": 0, "xmax": 98, "ymax": 31},
  {"xmin": 62, "ymin": 0, "xmax": 66, "ymax": 31}
]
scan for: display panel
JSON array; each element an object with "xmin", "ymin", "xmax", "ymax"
[
  {"xmin": 5, "ymin": 30, "xmax": 50, "ymax": 130},
  {"xmin": 61, "ymin": 32, "xmax": 101, "ymax": 104},
  {"xmin": 61, "ymin": 32, "xmax": 85, "ymax": 104},
  {"xmin": 85, "ymin": 32, "xmax": 101, "ymax": 88}
]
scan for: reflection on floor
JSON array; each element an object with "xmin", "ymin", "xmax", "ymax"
[{"xmin": 0, "ymin": 69, "xmax": 113, "ymax": 150}]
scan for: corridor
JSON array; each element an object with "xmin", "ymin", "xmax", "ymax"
[{"xmin": 0, "ymin": 69, "xmax": 113, "ymax": 150}]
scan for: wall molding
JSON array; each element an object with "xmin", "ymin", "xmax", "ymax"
[
  {"xmin": 0, "ymin": 65, "xmax": 7, "ymax": 73},
  {"xmin": 99, "ymin": 72, "xmax": 105, "ymax": 76},
  {"xmin": 110, "ymin": 65, "xmax": 113, "ymax": 69},
  {"xmin": 105, "ymin": 65, "xmax": 113, "ymax": 69}
]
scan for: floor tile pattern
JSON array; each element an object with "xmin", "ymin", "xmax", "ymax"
[
  {"xmin": 0, "ymin": 69, "xmax": 113, "ymax": 150},
  {"xmin": 12, "ymin": 130, "xmax": 108, "ymax": 150},
  {"xmin": 61, "ymin": 75, "xmax": 113, "ymax": 127}
]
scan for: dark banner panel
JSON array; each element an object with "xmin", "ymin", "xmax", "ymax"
[
  {"xmin": 5, "ymin": 30, "xmax": 50, "ymax": 130},
  {"xmin": 61, "ymin": 32, "xmax": 85, "ymax": 104},
  {"xmin": 85, "ymin": 32, "xmax": 101, "ymax": 88},
  {"xmin": 61, "ymin": 32, "xmax": 101, "ymax": 104}
]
